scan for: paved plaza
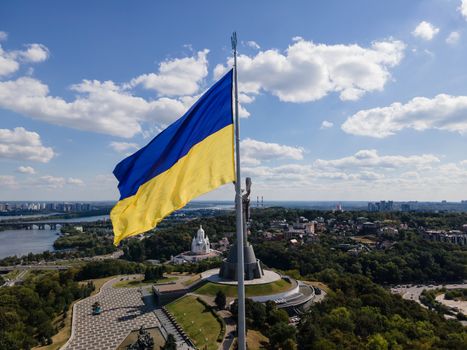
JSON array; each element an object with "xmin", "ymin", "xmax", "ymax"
[
  {"xmin": 63, "ymin": 277, "xmax": 160, "ymax": 350},
  {"xmin": 202, "ymin": 268, "xmax": 282, "ymax": 285}
]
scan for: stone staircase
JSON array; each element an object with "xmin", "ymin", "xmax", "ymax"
[{"xmin": 154, "ymin": 307, "xmax": 196, "ymax": 349}]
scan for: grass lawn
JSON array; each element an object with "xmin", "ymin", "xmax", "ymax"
[
  {"xmin": 166, "ymin": 295, "xmax": 221, "ymax": 350},
  {"xmin": 231, "ymin": 331, "xmax": 269, "ymax": 350},
  {"xmin": 33, "ymin": 275, "xmax": 116, "ymax": 350},
  {"xmin": 195, "ymin": 279, "xmax": 292, "ymax": 298},
  {"xmin": 182, "ymin": 273, "xmax": 202, "ymax": 286},
  {"xmin": 304, "ymin": 280, "xmax": 331, "ymax": 294},
  {"xmin": 247, "ymin": 330, "xmax": 269, "ymax": 349},
  {"xmin": 84, "ymin": 276, "xmax": 116, "ymax": 296},
  {"xmin": 113, "ymin": 275, "xmax": 177, "ymax": 288},
  {"xmin": 351, "ymin": 236, "xmax": 377, "ymax": 244}
]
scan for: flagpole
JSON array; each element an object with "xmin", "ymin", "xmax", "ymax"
[{"xmin": 231, "ymin": 31, "xmax": 246, "ymax": 350}]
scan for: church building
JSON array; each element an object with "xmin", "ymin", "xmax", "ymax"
[
  {"xmin": 191, "ymin": 225, "xmax": 210, "ymax": 255},
  {"xmin": 171, "ymin": 225, "xmax": 221, "ymax": 264}
]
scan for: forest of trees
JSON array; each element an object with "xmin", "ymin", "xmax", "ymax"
[
  {"xmin": 0, "ymin": 270, "xmax": 94, "ymax": 349},
  {"xmin": 297, "ymin": 272, "xmax": 467, "ymax": 349},
  {"xmin": 75, "ymin": 260, "xmax": 146, "ymax": 280},
  {"xmin": 250, "ymin": 207, "xmax": 467, "ymax": 231},
  {"xmin": 53, "ymin": 228, "xmax": 116, "ymax": 256},
  {"xmin": 254, "ymin": 236, "xmax": 467, "ymax": 285},
  {"xmin": 231, "ymin": 298, "xmax": 297, "ymax": 349}
]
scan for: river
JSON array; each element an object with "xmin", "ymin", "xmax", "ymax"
[{"xmin": 0, "ymin": 215, "xmax": 110, "ymax": 259}]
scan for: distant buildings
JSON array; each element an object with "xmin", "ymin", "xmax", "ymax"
[
  {"xmin": 0, "ymin": 201, "xmax": 94, "ymax": 213},
  {"xmin": 421, "ymin": 230, "xmax": 467, "ymax": 246},
  {"xmin": 400, "ymin": 203, "xmax": 411, "ymax": 212},
  {"xmin": 378, "ymin": 226, "xmax": 399, "ymax": 237},
  {"xmin": 361, "ymin": 222, "xmax": 377, "ymax": 235},
  {"xmin": 282, "ymin": 217, "xmax": 319, "ymax": 243},
  {"xmin": 367, "ymin": 201, "xmax": 394, "ymax": 212}
]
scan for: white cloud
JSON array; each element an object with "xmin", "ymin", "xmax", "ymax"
[
  {"xmin": 313, "ymin": 149, "xmax": 439, "ymax": 170},
  {"xmin": 0, "ymin": 175, "xmax": 17, "ymax": 188},
  {"xmin": 15, "ymin": 43, "xmax": 49, "ymax": 62},
  {"xmin": 35, "ymin": 175, "xmax": 65, "ymax": 188},
  {"xmin": 240, "ymin": 138, "xmax": 304, "ymax": 166},
  {"xmin": 32, "ymin": 175, "xmax": 84, "ymax": 188},
  {"xmin": 446, "ymin": 31, "xmax": 460, "ymax": 45},
  {"xmin": 95, "ymin": 174, "xmax": 117, "ymax": 184},
  {"xmin": 0, "ymin": 39, "xmax": 211, "ymax": 138},
  {"xmin": 320, "ymin": 120, "xmax": 334, "ymax": 129},
  {"xmin": 17, "ymin": 166, "xmax": 35, "ymax": 174},
  {"xmin": 0, "ymin": 127, "xmax": 54, "ymax": 162},
  {"xmin": 237, "ymin": 93, "xmax": 254, "ymax": 118},
  {"xmin": 0, "ymin": 41, "xmax": 49, "ymax": 77},
  {"xmin": 130, "ymin": 49, "xmax": 209, "ymax": 96},
  {"xmin": 0, "ymin": 78, "xmax": 189, "ymax": 138},
  {"xmin": 67, "ymin": 177, "xmax": 84, "ymax": 186},
  {"xmin": 238, "ymin": 150, "xmax": 466, "ymax": 200},
  {"xmin": 245, "ymin": 41, "xmax": 260, "ymax": 49},
  {"xmin": 0, "ymin": 46, "xmax": 20, "ymax": 76},
  {"xmin": 109, "ymin": 141, "xmax": 139, "ymax": 154},
  {"xmin": 0, "ymin": 31, "xmax": 8, "ymax": 41},
  {"xmin": 460, "ymin": 0, "xmax": 467, "ymax": 20},
  {"xmin": 342, "ymin": 94, "xmax": 467, "ymax": 138},
  {"xmin": 215, "ymin": 37, "xmax": 405, "ymax": 103},
  {"xmin": 412, "ymin": 21, "xmax": 440, "ymax": 41}
]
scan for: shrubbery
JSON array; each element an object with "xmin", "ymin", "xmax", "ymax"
[{"xmin": 75, "ymin": 260, "xmax": 146, "ymax": 280}]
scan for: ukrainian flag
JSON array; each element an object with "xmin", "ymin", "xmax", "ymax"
[{"xmin": 111, "ymin": 70, "xmax": 235, "ymax": 245}]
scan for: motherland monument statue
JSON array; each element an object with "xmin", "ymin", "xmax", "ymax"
[{"xmin": 219, "ymin": 177, "xmax": 264, "ymax": 280}]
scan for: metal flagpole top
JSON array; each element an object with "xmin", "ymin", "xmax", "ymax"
[{"xmin": 231, "ymin": 31, "xmax": 237, "ymax": 51}]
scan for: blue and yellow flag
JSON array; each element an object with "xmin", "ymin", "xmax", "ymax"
[{"xmin": 111, "ymin": 70, "xmax": 235, "ymax": 245}]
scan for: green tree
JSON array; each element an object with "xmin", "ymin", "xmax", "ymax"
[
  {"xmin": 268, "ymin": 322, "xmax": 296, "ymax": 349},
  {"xmin": 214, "ymin": 290, "xmax": 226, "ymax": 310},
  {"xmin": 161, "ymin": 333, "xmax": 177, "ymax": 350},
  {"xmin": 367, "ymin": 334, "xmax": 388, "ymax": 350}
]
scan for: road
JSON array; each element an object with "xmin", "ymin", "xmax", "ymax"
[
  {"xmin": 2, "ymin": 269, "xmax": 28, "ymax": 287},
  {"xmin": 0, "ymin": 250, "xmax": 123, "ymax": 273},
  {"xmin": 0, "ymin": 265, "xmax": 70, "ymax": 272},
  {"xmin": 391, "ymin": 283, "xmax": 467, "ymax": 307}
]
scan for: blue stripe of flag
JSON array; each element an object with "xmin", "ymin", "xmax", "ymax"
[{"xmin": 113, "ymin": 69, "xmax": 233, "ymax": 200}]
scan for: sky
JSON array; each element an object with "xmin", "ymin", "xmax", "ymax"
[{"xmin": 1, "ymin": 0, "xmax": 467, "ymax": 202}]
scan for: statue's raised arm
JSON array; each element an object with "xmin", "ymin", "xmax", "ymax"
[{"xmin": 242, "ymin": 177, "xmax": 252, "ymax": 223}]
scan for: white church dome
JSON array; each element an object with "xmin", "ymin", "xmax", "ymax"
[{"xmin": 191, "ymin": 225, "xmax": 210, "ymax": 255}]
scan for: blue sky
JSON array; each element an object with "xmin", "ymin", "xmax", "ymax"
[{"xmin": 1, "ymin": 0, "xmax": 467, "ymax": 201}]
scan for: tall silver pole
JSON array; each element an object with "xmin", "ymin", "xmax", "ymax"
[{"xmin": 232, "ymin": 31, "xmax": 246, "ymax": 350}]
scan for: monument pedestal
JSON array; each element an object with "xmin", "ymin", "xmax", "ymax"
[{"xmin": 219, "ymin": 242, "xmax": 264, "ymax": 281}]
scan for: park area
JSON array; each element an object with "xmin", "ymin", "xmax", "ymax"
[
  {"xmin": 113, "ymin": 275, "xmax": 178, "ymax": 288},
  {"xmin": 195, "ymin": 278, "xmax": 292, "ymax": 297}
]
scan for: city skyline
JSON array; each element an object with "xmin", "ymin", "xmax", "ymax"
[{"xmin": 1, "ymin": 0, "xmax": 467, "ymax": 201}]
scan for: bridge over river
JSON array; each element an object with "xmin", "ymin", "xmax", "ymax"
[
  {"xmin": 0, "ymin": 215, "xmax": 109, "ymax": 230},
  {"xmin": 0, "ymin": 221, "xmax": 89, "ymax": 230}
]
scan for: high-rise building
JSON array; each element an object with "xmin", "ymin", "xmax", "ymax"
[
  {"xmin": 401, "ymin": 203, "xmax": 411, "ymax": 212},
  {"xmin": 368, "ymin": 200, "xmax": 394, "ymax": 212}
]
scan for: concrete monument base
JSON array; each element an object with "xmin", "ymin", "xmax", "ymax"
[{"xmin": 202, "ymin": 268, "xmax": 281, "ymax": 285}]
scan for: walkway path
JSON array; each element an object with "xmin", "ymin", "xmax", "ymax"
[
  {"xmin": 391, "ymin": 283, "xmax": 467, "ymax": 307},
  {"xmin": 62, "ymin": 276, "xmax": 159, "ymax": 350}
]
